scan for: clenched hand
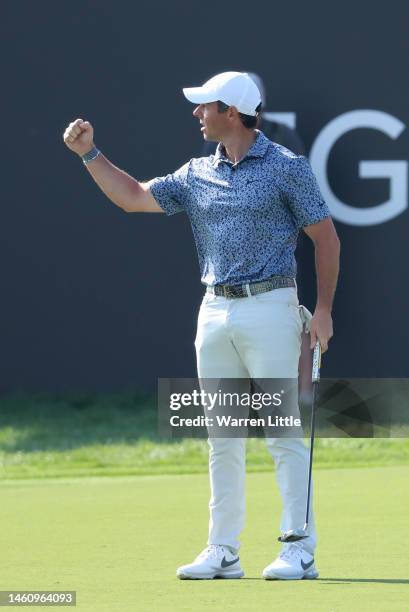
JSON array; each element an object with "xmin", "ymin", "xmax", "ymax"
[{"xmin": 63, "ymin": 118, "xmax": 95, "ymax": 156}]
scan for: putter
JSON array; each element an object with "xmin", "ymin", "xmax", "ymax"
[{"xmin": 278, "ymin": 340, "xmax": 322, "ymax": 543}]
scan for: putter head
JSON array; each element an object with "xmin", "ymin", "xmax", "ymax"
[{"xmin": 278, "ymin": 528, "xmax": 308, "ymax": 543}]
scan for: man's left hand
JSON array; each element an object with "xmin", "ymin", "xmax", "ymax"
[{"xmin": 309, "ymin": 308, "xmax": 333, "ymax": 352}]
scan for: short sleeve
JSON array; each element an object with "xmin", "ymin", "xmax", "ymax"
[
  {"xmin": 282, "ymin": 156, "xmax": 331, "ymax": 229},
  {"xmin": 148, "ymin": 161, "xmax": 190, "ymax": 216}
]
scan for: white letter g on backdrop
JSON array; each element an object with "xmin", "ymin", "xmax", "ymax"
[{"xmin": 310, "ymin": 110, "xmax": 407, "ymax": 226}]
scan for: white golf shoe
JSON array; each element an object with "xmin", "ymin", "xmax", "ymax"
[
  {"xmin": 262, "ymin": 542, "xmax": 319, "ymax": 580},
  {"xmin": 176, "ymin": 544, "xmax": 244, "ymax": 580}
]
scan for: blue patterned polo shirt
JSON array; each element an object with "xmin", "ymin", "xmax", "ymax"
[{"xmin": 149, "ymin": 130, "xmax": 331, "ymax": 286}]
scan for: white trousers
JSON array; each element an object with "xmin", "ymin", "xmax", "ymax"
[{"xmin": 194, "ymin": 287, "xmax": 316, "ymax": 554}]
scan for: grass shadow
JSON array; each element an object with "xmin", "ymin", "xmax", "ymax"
[
  {"xmin": 0, "ymin": 390, "xmax": 175, "ymax": 453},
  {"xmin": 239, "ymin": 577, "xmax": 409, "ymax": 584},
  {"xmin": 320, "ymin": 578, "xmax": 409, "ymax": 584}
]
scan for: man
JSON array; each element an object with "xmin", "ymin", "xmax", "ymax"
[{"xmin": 63, "ymin": 71, "xmax": 340, "ymax": 580}]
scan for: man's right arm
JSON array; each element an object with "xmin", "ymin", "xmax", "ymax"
[{"xmin": 63, "ymin": 118, "xmax": 163, "ymax": 213}]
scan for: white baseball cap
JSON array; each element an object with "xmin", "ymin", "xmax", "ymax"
[{"xmin": 183, "ymin": 71, "xmax": 262, "ymax": 117}]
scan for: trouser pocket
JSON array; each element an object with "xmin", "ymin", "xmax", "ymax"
[{"xmin": 298, "ymin": 305, "xmax": 313, "ymax": 333}]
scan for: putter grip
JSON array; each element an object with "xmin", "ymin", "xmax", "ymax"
[{"xmin": 312, "ymin": 341, "xmax": 321, "ymax": 383}]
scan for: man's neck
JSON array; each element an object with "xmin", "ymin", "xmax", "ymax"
[{"xmin": 221, "ymin": 129, "xmax": 258, "ymax": 164}]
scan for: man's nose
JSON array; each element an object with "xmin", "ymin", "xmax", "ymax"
[{"xmin": 193, "ymin": 105, "xmax": 202, "ymax": 117}]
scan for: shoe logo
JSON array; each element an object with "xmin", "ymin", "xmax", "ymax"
[
  {"xmin": 301, "ymin": 558, "xmax": 315, "ymax": 570},
  {"xmin": 221, "ymin": 556, "xmax": 240, "ymax": 568}
]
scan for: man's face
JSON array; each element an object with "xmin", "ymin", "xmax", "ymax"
[{"xmin": 193, "ymin": 102, "xmax": 229, "ymax": 142}]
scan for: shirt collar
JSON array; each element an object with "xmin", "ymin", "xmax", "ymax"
[{"xmin": 212, "ymin": 129, "xmax": 269, "ymax": 167}]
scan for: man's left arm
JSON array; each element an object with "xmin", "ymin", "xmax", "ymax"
[{"xmin": 303, "ymin": 218, "xmax": 340, "ymax": 352}]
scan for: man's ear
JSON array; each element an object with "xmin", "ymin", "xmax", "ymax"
[{"xmin": 228, "ymin": 106, "xmax": 240, "ymax": 120}]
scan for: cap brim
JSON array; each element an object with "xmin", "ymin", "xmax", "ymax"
[{"xmin": 182, "ymin": 87, "xmax": 217, "ymax": 104}]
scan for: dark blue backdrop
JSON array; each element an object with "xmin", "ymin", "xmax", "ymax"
[{"xmin": 1, "ymin": 1, "xmax": 408, "ymax": 391}]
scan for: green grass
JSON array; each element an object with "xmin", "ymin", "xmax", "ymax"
[
  {"xmin": 0, "ymin": 467, "xmax": 408, "ymax": 611},
  {"xmin": 1, "ymin": 393, "xmax": 408, "ymax": 609},
  {"xmin": 1, "ymin": 392, "xmax": 409, "ymax": 479}
]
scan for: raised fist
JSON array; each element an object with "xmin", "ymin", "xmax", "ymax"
[{"xmin": 63, "ymin": 118, "xmax": 94, "ymax": 156}]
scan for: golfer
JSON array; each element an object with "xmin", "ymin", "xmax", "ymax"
[{"xmin": 63, "ymin": 71, "xmax": 340, "ymax": 580}]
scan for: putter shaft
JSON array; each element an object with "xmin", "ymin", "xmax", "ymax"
[{"xmin": 278, "ymin": 341, "xmax": 321, "ymax": 543}]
